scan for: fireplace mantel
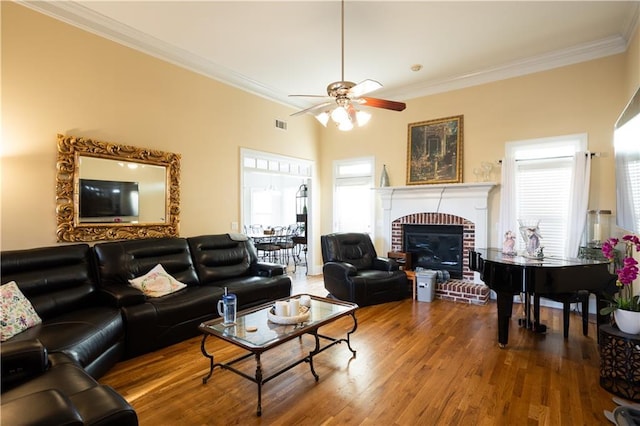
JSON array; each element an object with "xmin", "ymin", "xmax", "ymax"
[{"xmin": 376, "ymin": 182, "xmax": 497, "ymax": 253}]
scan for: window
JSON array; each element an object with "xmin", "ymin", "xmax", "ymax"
[
  {"xmin": 250, "ymin": 188, "xmax": 279, "ymax": 226},
  {"xmin": 333, "ymin": 157, "xmax": 374, "ymax": 234},
  {"xmin": 503, "ymin": 134, "xmax": 588, "ymax": 257},
  {"xmin": 615, "ymin": 108, "xmax": 640, "ymax": 234}
]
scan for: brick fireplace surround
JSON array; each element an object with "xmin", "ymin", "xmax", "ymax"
[
  {"xmin": 377, "ymin": 183, "xmax": 496, "ymax": 304},
  {"xmin": 391, "ymin": 213, "xmax": 474, "ymax": 280}
]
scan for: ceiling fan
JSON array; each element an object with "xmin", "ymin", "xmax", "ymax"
[{"xmin": 289, "ymin": 0, "xmax": 406, "ymax": 130}]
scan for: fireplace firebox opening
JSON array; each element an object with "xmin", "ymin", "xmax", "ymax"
[{"xmin": 402, "ymin": 224, "xmax": 463, "ymax": 279}]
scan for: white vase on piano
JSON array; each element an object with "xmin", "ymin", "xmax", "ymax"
[{"xmin": 614, "ymin": 309, "xmax": 640, "ymax": 335}]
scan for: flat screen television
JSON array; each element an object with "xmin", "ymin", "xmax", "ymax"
[
  {"xmin": 79, "ymin": 179, "xmax": 139, "ymax": 220},
  {"xmin": 614, "ymin": 86, "xmax": 640, "ymax": 235}
]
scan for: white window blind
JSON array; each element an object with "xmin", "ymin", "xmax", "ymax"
[
  {"xmin": 515, "ymin": 157, "xmax": 572, "ymax": 257},
  {"xmin": 615, "ymin": 113, "xmax": 640, "ymax": 233},
  {"xmin": 627, "ymin": 159, "xmax": 640, "ymax": 232},
  {"xmin": 505, "ymin": 133, "xmax": 587, "ymax": 257}
]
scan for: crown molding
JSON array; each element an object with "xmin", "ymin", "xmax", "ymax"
[
  {"xmin": 18, "ymin": 0, "xmax": 299, "ymax": 108},
  {"xmin": 383, "ymin": 35, "xmax": 628, "ymax": 102}
]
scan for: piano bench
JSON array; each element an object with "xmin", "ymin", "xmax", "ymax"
[{"xmin": 536, "ymin": 291, "xmax": 590, "ymax": 338}]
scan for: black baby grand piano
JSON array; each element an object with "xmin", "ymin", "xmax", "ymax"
[{"xmin": 469, "ymin": 248, "xmax": 616, "ymax": 347}]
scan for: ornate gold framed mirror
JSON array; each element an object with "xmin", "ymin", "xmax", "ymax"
[{"xmin": 56, "ymin": 134, "xmax": 181, "ymax": 242}]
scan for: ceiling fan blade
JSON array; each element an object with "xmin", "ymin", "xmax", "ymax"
[
  {"xmin": 359, "ymin": 97, "xmax": 406, "ymax": 112},
  {"xmin": 347, "ymin": 103, "xmax": 358, "ymax": 122},
  {"xmin": 290, "ymin": 101, "xmax": 333, "ymax": 117},
  {"xmin": 349, "ymin": 79, "xmax": 382, "ymax": 98},
  {"xmin": 289, "ymin": 94, "xmax": 330, "ymax": 98}
]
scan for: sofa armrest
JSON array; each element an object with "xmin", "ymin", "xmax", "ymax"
[
  {"xmin": 372, "ymin": 257, "xmax": 399, "ymax": 272},
  {"xmin": 69, "ymin": 385, "xmax": 138, "ymax": 426},
  {"xmin": 1, "ymin": 389, "xmax": 83, "ymax": 426},
  {"xmin": 1, "ymin": 339, "xmax": 48, "ymax": 389},
  {"xmin": 323, "ymin": 261, "xmax": 358, "ymax": 277},
  {"xmin": 251, "ymin": 261, "xmax": 286, "ymax": 277},
  {"xmin": 322, "ymin": 262, "xmax": 358, "ymax": 302},
  {"xmin": 99, "ymin": 284, "xmax": 146, "ymax": 307}
]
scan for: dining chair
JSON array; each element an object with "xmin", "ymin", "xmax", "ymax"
[
  {"xmin": 251, "ymin": 225, "xmax": 280, "ymax": 263},
  {"xmin": 277, "ymin": 224, "xmax": 297, "ymax": 269}
]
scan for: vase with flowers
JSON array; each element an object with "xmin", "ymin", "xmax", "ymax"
[{"xmin": 600, "ymin": 234, "xmax": 640, "ymax": 334}]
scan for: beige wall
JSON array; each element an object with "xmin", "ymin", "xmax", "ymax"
[
  {"xmin": 1, "ymin": 3, "xmax": 319, "ymax": 251},
  {"xmin": 624, "ymin": 19, "xmax": 640, "ymax": 97},
  {"xmin": 2, "ymin": 2, "xmax": 638, "ymax": 268},
  {"xmin": 319, "ymin": 52, "xmax": 630, "ymax": 250}
]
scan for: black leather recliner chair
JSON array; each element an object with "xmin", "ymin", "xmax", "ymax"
[{"xmin": 321, "ymin": 232, "xmax": 409, "ymax": 307}]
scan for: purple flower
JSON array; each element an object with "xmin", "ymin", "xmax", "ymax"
[
  {"xmin": 617, "ymin": 257, "xmax": 639, "ymax": 285},
  {"xmin": 601, "ymin": 234, "xmax": 640, "ymax": 312},
  {"xmin": 602, "ymin": 237, "xmax": 619, "ymax": 260},
  {"xmin": 622, "ymin": 234, "xmax": 640, "ymax": 252}
]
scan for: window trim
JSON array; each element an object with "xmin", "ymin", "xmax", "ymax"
[
  {"xmin": 504, "ymin": 133, "xmax": 588, "ymax": 257},
  {"xmin": 506, "ymin": 133, "xmax": 587, "ymax": 160}
]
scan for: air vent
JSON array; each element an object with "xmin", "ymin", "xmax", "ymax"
[{"xmin": 275, "ymin": 119, "xmax": 287, "ymax": 130}]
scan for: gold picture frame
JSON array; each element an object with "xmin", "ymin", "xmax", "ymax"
[
  {"xmin": 56, "ymin": 134, "xmax": 181, "ymax": 242},
  {"xmin": 406, "ymin": 115, "xmax": 463, "ymax": 185}
]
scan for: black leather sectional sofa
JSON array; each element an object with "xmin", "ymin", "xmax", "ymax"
[{"xmin": 1, "ymin": 234, "xmax": 292, "ymax": 425}]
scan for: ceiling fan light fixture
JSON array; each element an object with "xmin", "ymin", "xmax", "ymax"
[
  {"xmin": 289, "ymin": 0, "xmax": 406, "ymax": 128},
  {"xmin": 338, "ymin": 120, "xmax": 354, "ymax": 131},
  {"xmin": 315, "ymin": 111, "xmax": 330, "ymax": 127},
  {"xmin": 356, "ymin": 110, "xmax": 371, "ymax": 127},
  {"xmin": 330, "ymin": 106, "xmax": 349, "ymax": 123}
]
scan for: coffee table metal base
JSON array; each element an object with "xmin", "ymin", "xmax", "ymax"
[{"xmin": 200, "ymin": 313, "xmax": 357, "ymax": 416}]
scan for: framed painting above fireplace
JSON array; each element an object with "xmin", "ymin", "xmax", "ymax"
[{"xmin": 406, "ymin": 115, "xmax": 463, "ymax": 185}]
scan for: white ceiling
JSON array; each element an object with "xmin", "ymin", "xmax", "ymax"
[{"xmin": 23, "ymin": 1, "xmax": 639, "ymax": 113}]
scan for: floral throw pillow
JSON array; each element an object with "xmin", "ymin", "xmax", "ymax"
[
  {"xmin": 129, "ymin": 264, "xmax": 187, "ymax": 298},
  {"xmin": 1, "ymin": 281, "xmax": 42, "ymax": 342}
]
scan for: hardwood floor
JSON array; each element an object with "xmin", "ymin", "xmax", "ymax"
[{"xmin": 100, "ymin": 272, "xmax": 620, "ymax": 425}]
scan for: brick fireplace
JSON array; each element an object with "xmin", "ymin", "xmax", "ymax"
[
  {"xmin": 391, "ymin": 214, "xmax": 474, "ymax": 280},
  {"xmin": 377, "ymin": 183, "xmax": 496, "ymax": 285}
]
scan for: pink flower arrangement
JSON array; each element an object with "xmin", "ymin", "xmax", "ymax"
[{"xmin": 601, "ymin": 235, "xmax": 640, "ymax": 313}]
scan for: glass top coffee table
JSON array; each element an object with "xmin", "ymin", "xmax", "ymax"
[{"xmin": 198, "ymin": 294, "xmax": 358, "ymax": 416}]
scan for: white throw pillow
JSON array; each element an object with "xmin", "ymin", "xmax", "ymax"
[
  {"xmin": 129, "ymin": 264, "xmax": 187, "ymax": 298},
  {"xmin": 1, "ymin": 281, "xmax": 42, "ymax": 342}
]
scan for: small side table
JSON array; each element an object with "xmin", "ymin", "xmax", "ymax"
[
  {"xmin": 405, "ymin": 270, "xmax": 416, "ymax": 300},
  {"xmin": 599, "ymin": 324, "xmax": 640, "ymax": 402},
  {"xmin": 387, "ymin": 251, "xmax": 413, "ymax": 270}
]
